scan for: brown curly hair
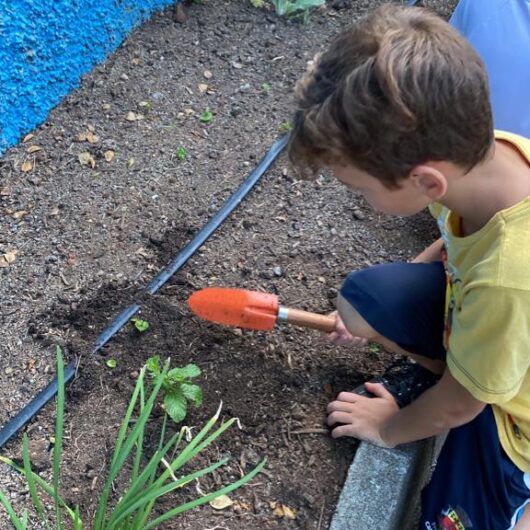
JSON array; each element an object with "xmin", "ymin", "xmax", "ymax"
[{"xmin": 288, "ymin": 3, "xmax": 494, "ymax": 188}]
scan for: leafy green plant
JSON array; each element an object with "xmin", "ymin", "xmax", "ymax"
[
  {"xmin": 260, "ymin": 83, "xmax": 272, "ymax": 94},
  {"xmin": 132, "ymin": 318, "xmax": 150, "ymax": 332},
  {"xmin": 279, "ymin": 120, "xmax": 293, "ymax": 134},
  {"xmin": 199, "ymin": 110, "xmax": 213, "ymax": 124},
  {"xmin": 106, "ymin": 358, "xmax": 118, "ymax": 369},
  {"xmin": 268, "ymin": 0, "xmax": 325, "ymax": 17},
  {"xmin": 146, "ymin": 355, "xmax": 202, "ymax": 424},
  {"xmin": 176, "ymin": 146, "xmax": 187, "ymax": 161},
  {"xmin": 0, "ymin": 347, "xmax": 265, "ymax": 529}
]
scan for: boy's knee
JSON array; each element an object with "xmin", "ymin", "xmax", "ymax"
[{"xmin": 336, "ymin": 292, "xmax": 378, "ymax": 340}]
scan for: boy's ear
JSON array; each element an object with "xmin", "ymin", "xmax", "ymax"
[{"xmin": 409, "ymin": 165, "xmax": 447, "ymax": 201}]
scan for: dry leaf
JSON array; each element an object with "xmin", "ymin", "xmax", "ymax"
[
  {"xmin": 0, "ymin": 187, "xmax": 11, "ymax": 197},
  {"xmin": 49, "ymin": 207, "xmax": 60, "ymax": 216},
  {"xmin": 127, "ymin": 158, "xmax": 135, "ymax": 170},
  {"xmin": 12, "ymin": 210, "xmax": 28, "ymax": 220},
  {"xmin": 87, "ymin": 124, "xmax": 95, "ymax": 132},
  {"xmin": 78, "ymin": 152, "xmax": 96, "ymax": 168},
  {"xmin": 26, "ymin": 145, "xmax": 42, "ymax": 153},
  {"xmin": 198, "ymin": 83, "xmax": 209, "ymax": 93},
  {"xmin": 131, "ymin": 57, "xmax": 140, "ymax": 65},
  {"xmin": 231, "ymin": 61, "xmax": 243, "ymax": 69},
  {"xmin": 209, "ymin": 495, "xmax": 233, "ymax": 510},
  {"xmin": 21, "ymin": 159, "xmax": 33, "ymax": 172},
  {"xmin": 126, "ymin": 111, "xmax": 143, "ymax": 122},
  {"xmin": 104, "ymin": 150, "xmax": 115, "ymax": 162},
  {"xmin": 66, "ymin": 255, "xmax": 79, "ymax": 266},
  {"xmin": 86, "ymin": 131, "xmax": 99, "ymax": 144},
  {"xmin": 184, "ymin": 108, "xmax": 195, "ymax": 116},
  {"xmin": 77, "ymin": 132, "xmax": 88, "ymax": 142},
  {"xmin": 23, "ymin": 133, "xmax": 35, "ymax": 142},
  {"xmin": 3, "ymin": 251, "xmax": 17, "ymax": 264},
  {"xmin": 271, "ymin": 502, "xmax": 297, "ymax": 519},
  {"xmin": 203, "ymin": 69, "xmax": 213, "ymax": 79}
]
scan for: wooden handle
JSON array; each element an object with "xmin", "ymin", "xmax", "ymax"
[{"xmin": 279, "ymin": 306, "xmax": 336, "ymax": 333}]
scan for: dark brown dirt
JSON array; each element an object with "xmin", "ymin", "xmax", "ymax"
[{"xmin": 0, "ymin": 0, "xmax": 455, "ymax": 528}]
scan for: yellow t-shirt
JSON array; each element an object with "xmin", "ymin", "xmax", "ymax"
[{"xmin": 431, "ymin": 131, "xmax": 530, "ymax": 472}]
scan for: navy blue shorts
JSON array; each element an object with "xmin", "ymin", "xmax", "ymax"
[{"xmin": 340, "ymin": 262, "xmax": 530, "ymax": 529}]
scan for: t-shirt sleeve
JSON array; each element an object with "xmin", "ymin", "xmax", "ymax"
[
  {"xmin": 428, "ymin": 202, "xmax": 444, "ymax": 220},
  {"xmin": 447, "ymin": 286, "xmax": 530, "ymax": 403}
]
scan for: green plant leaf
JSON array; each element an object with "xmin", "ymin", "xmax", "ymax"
[
  {"xmin": 260, "ymin": 82, "xmax": 272, "ymax": 93},
  {"xmin": 132, "ymin": 318, "xmax": 150, "ymax": 332},
  {"xmin": 199, "ymin": 110, "xmax": 213, "ymax": 124},
  {"xmin": 164, "ymin": 390, "xmax": 187, "ymax": 424},
  {"xmin": 176, "ymin": 146, "xmax": 187, "ymax": 160},
  {"xmin": 279, "ymin": 120, "xmax": 293, "ymax": 133},
  {"xmin": 168, "ymin": 364, "xmax": 201, "ymax": 381},
  {"xmin": 181, "ymin": 383, "xmax": 203, "ymax": 407},
  {"xmin": 146, "ymin": 355, "xmax": 161, "ymax": 376},
  {"xmin": 106, "ymin": 358, "xmax": 117, "ymax": 369}
]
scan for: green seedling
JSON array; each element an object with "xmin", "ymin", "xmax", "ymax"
[
  {"xmin": 138, "ymin": 100, "xmax": 152, "ymax": 113},
  {"xmin": 260, "ymin": 83, "xmax": 272, "ymax": 94},
  {"xmin": 199, "ymin": 109, "xmax": 213, "ymax": 124},
  {"xmin": 0, "ymin": 347, "xmax": 265, "ymax": 529},
  {"xmin": 106, "ymin": 358, "xmax": 118, "ymax": 369},
  {"xmin": 368, "ymin": 343, "xmax": 380, "ymax": 354},
  {"xmin": 132, "ymin": 318, "xmax": 150, "ymax": 332},
  {"xmin": 250, "ymin": 0, "xmax": 265, "ymax": 8},
  {"xmin": 279, "ymin": 120, "xmax": 293, "ymax": 134},
  {"xmin": 146, "ymin": 355, "xmax": 203, "ymax": 424},
  {"xmin": 176, "ymin": 146, "xmax": 188, "ymax": 160},
  {"xmin": 269, "ymin": 0, "xmax": 325, "ymax": 17}
]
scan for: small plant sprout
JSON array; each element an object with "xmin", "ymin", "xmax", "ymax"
[
  {"xmin": 199, "ymin": 109, "xmax": 213, "ymax": 124},
  {"xmin": 250, "ymin": 0, "xmax": 265, "ymax": 7},
  {"xmin": 132, "ymin": 318, "xmax": 150, "ymax": 332},
  {"xmin": 260, "ymin": 82, "xmax": 272, "ymax": 94},
  {"xmin": 368, "ymin": 343, "xmax": 380, "ymax": 354},
  {"xmin": 279, "ymin": 120, "xmax": 293, "ymax": 134},
  {"xmin": 106, "ymin": 358, "xmax": 118, "ymax": 369},
  {"xmin": 176, "ymin": 146, "xmax": 188, "ymax": 160},
  {"xmin": 146, "ymin": 355, "xmax": 203, "ymax": 424},
  {"xmin": 269, "ymin": 0, "xmax": 325, "ymax": 17}
]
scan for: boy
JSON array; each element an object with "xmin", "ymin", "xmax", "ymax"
[{"xmin": 288, "ymin": 4, "xmax": 530, "ymax": 529}]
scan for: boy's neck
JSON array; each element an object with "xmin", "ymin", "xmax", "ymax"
[{"xmin": 439, "ymin": 140, "xmax": 530, "ymax": 236}]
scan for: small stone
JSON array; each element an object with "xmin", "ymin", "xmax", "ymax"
[
  {"xmin": 352, "ymin": 209, "xmax": 365, "ymax": 220},
  {"xmin": 273, "ymin": 266, "xmax": 284, "ymax": 277}
]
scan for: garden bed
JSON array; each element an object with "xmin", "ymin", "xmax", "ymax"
[{"xmin": 0, "ymin": 0, "xmax": 452, "ymax": 527}]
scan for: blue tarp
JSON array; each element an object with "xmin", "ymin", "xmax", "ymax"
[{"xmin": 450, "ymin": 0, "xmax": 530, "ymax": 137}]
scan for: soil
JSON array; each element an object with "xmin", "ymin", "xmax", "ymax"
[{"xmin": 0, "ymin": 0, "xmax": 455, "ymax": 528}]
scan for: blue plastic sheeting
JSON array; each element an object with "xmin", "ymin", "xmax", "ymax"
[
  {"xmin": 450, "ymin": 0, "xmax": 530, "ymax": 137},
  {"xmin": 0, "ymin": 0, "xmax": 176, "ymax": 155}
]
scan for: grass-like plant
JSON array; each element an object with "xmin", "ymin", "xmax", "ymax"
[{"xmin": 0, "ymin": 347, "xmax": 265, "ymax": 529}]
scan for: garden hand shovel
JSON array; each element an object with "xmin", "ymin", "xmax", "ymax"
[{"xmin": 188, "ymin": 287, "xmax": 336, "ymax": 333}]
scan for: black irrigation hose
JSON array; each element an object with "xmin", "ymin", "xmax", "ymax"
[{"xmin": 0, "ymin": 135, "xmax": 289, "ymax": 449}]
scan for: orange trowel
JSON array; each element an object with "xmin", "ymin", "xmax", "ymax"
[{"xmin": 188, "ymin": 287, "xmax": 336, "ymax": 333}]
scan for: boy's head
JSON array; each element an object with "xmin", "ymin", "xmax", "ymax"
[{"xmin": 288, "ymin": 4, "xmax": 494, "ymax": 197}]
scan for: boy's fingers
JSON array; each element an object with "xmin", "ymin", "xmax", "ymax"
[
  {"xmin": 326, "ymin": 411, "xmax": 354, "ymax": 426},
  {"xmin": 363, "ymin": 382, "xmax": 394, "ymax": 400}
]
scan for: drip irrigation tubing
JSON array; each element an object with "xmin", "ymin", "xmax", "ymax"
[{"xmin": 0, "ymin": 135, "xmax": 289, "ymax": 449}]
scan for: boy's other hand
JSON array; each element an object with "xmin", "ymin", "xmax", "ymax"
[
  {"xmin": 327, "ymin": 311, "xmax": 369, "ymax": 346},
  {"xmin": 326, "ymin": 383, "xmax": 399, "ymax": 447}
]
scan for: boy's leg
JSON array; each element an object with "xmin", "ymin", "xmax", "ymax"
[
  {"xmin": 420, "ymin": 406, "xmax": 530, "ymax": 530},
  {"xmin": 337, "ymin": 294, "xmax": 445, "ymax": 375},
  {"xmin": 338, "ymin": 261, "xmax": 447, "ymax": 370}
]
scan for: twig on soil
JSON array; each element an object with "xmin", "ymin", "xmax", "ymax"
[
  {"xmin": 317, "ymin": 503, "xmax": 325, "ymax": 530},
  {"xmin": 59, "ymin": 270, "xmax": 70, "ymax": 286},
  {"xmin": 289, "ymin": 428, "xmax": 328, "ymax": 435}
]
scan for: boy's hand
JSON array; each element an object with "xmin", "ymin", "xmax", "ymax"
[
  {"xmin": 327, "ymin": 311, "xmax": 369, "ymax": 346},
  {"xmin": 326, "ymin": 383, "xmax": 399, "ymax": 447}
]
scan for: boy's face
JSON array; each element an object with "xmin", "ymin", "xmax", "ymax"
[{"xmin": 330, "ymin": 163, "xmax": 434, "ymax": 216}]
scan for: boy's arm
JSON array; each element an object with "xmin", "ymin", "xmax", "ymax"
[
  {"xmin": 327, "ymin": 368, "xmax": 485, "ymax": 446},
  {"xmin": 411, "ymin": 237, "xmax": 443, "ymax": 263}
]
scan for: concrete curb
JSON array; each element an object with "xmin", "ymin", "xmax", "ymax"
[{"xmin": 330, "ymin": 438, "xmax": 439, "ymax": 530}]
